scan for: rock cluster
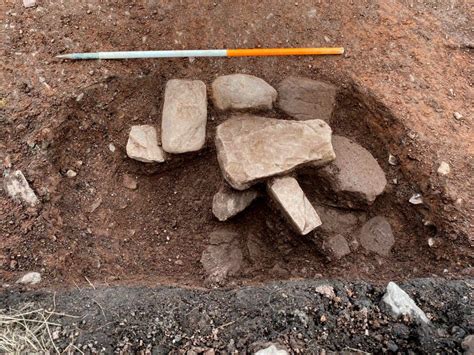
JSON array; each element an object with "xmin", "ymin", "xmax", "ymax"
[{"xmin": 120, "ymin": 73, "xmax": 391, "ymax": 283}]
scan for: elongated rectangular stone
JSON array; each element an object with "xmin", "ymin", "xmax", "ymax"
[
  {"xmin": 215, "ymin": 115, "xmax": 335, "ymax": 190},
  {"xmin": 267, "ymin": 176, "xmax": 321, "ymax": 235},
  {"xmin": 161, "ymin": 79, "xmax": 207, "ymax": 154}
]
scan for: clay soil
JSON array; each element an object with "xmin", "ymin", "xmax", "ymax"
[{"xmin": 1, "ymin": 0, "xmax": 473, "ymax": 290}]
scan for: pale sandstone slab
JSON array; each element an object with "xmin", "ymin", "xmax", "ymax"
[
  {"xmin": 215, "ymin": 115, "xmax": 335, "ymax": 190},
  {"xmin": 212, "ymin": 184, "xmax": 259, "ymax": 221},
  {"xmin": 161, "ymin": 79, "xmax": 207, "ymax": 153},
  {"xmin": 277, "ymin": 76, "xmax": 337, "ymax": 122},
  {"xmin": 126, "ymin": 125, "xmax": 165, "ymax": 163},
  {"xmin": 212, "ymin": 74, "xmax": 277, "ymax": 111},
  {"xmin": 267, "ymin": 176, "xmax": 321, "ymax": 235}
]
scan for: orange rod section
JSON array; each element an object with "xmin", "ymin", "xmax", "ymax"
[{"xmin": 227, "ymin": 47, "xmax": 344, "ymax": 57}]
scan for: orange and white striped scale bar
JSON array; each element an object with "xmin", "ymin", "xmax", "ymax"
[{"xmin": 56, "ymin": 47, "xmax": 345, "ymax": 60}]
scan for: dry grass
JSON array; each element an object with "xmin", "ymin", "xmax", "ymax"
[{"xmin": 0, "ymin": 303, "xmax": 65, "ymax": 353}]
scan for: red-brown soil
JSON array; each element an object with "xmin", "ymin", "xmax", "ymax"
[{"xmin": 1, "ymin": 0, "xmax": 472, "ymax": 289}]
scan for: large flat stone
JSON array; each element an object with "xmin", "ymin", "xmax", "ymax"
[
  {"xmin": 316, "ymin": 135, "xmax": 387, "ymax": 207},
  {"xmin": 212, "ymin": 184, "xmax": 258, "ymax": 221},
  {"xmin": 212, "ymin": 74, "xmax": 277, "ymax": 111},
  {"xmin": 126, "ymin": 125, "xmax": 165, "ymax": 163},
  {"xmin": 161, "ymin": 79, "xmax": 207, "ymax": 153},
  {"xmin": 267, "ymin": 176, "xmax": 321, "ymax": 235},
  {"xmin": 277, "ymin": 76, "xmax": 337, "ymax": 122},
  {"xmin": 215, "ymin": 115, "xmax": 335, "ymax": 190}
]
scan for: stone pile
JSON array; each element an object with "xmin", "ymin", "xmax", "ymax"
[{"xmin": 124, "ymin": 73, "xmax": 392, "ymax": 281}]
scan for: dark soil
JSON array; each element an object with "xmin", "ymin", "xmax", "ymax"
[{"xmin": 1, "ymin": 278, "xmax": 472, "ymax": 353}]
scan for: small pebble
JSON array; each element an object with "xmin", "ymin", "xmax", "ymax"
[
  {"xmin": 108, "ymin": 143, "xmax": 116, "ymax": 152},
  {"xmin": 23, "ymin": 0, "xmax": 36, "ymax": 8},
  {"xmin": 453, "ymin": 112, "xmax": 462, "ymax": 120},
  {"xmin": 66, "ymin": 169, "xmax": 77, "ymax": 178},
  {"xmin": 388, "ymin": 154, "xmax": 398, "ymax": 166},
  {"xmin": 437, "ymin": 161, "xmax": 450, "ymax": 175},
  {"xmin": 409, "ymin": 193, "xmax": 423, "ymax": 205}
]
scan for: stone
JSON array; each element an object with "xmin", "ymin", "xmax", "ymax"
[
  {"xmin": 161, "ymin": 79, "xmax": 207, "ymax": 153},
  {"xmin": 358, "ymin": 216, "xmax": 394, "ymax": 256},
  {"xmin": 315, "ymin": 284, "xmax": 336, "ymax": 299},
  {"xmin": 382, "ymin": 282, "xmax": 430, "ymax": 324},
  {"xmin": 453, "ymin": 112, "xmax": 463, "ymax": 120},
  {"xmin": 321, "ymin": 234, "xmax": 351, "ymax": 260},
  {"xmin": 23, "ymin": 0, "xmax": 36, "ymax": 8},
  {"xmin": 314, "ymin": 204, "xmax": 365, "ymax": 236},
  {"xmin": 216, "ymin": 115, "xmax": 335, "ymax": 190},
  {"xmin": 16, "ymin": 272, "xmax": 41, "ymax": 285},
  {"xmin": 409, "ymin": 193, "xmax": 423, "ymax": 205},
  {"xmin": 255, "ymin": 344, "xmax": 288, "ymax": 355},
  {"xmin": 316, "ymin": 135, "xmax": 387, "ymax": 207},
  {"xmin": 122, "ymin": 174, "xmax": 137, "ymax": 190},
  {"xmin": 212, "ymin": 184, "xmax": 258, "ymax": 221},
  {"xmin": 3, "ymin": 170, "xmax": 39, "ymax": 207},
  {"xmin": 437, "ymin": 161, "xmax": 450, "ymax": 175},
  {"xmin": 66, "ymin": 169, "xmax": 77, "ymax": 178},
  {"xmin": 126, "ymin": 125, "xmax": 165, "ymax": 163},
  {"xmin": 462, "ymin": 335, "xmax": 474, "ymax": 354},
  {"xmin": 277, "ymin": 76, "xmax": 337, "ymax": 122},
  {"xmin": 212, "ymin": 74, "xmax": 277, "ymax": 111},
  {"xmin": 267, "ymin": 176, "xmax": 321, "ymax": 235},
  {"xmin": 200, "ymin": 229, "xmax": 243, "ymax": 284}
]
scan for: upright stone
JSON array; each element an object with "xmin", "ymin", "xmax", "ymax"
[
  {"xmin": 126, "ymin": 125, "xmax": 165, "ymax": 163},
  {"xmin": 161, "ymin": 79, "xmax": 207, "ymax": 153},
  {"xmin": 212, "ymin": 74, "xmax": 277, "ymax": 111},
  {"xmin": 267, "ymin": 176, "xmax": 321, "ymax": 235},
  {"xmin": 215, "ymin": 115, "xmax": 335, "ymax": 190},
  {"xmin": 277, "ymin": 76, "xmax": 337, "ymax": 122},
  {"xmin": 316, "ymin": 135, "xmax": 387, "ymax": 207},
  {"xmin": 212, "ymin": 184, "xmax": 259, "ymax": 221}
]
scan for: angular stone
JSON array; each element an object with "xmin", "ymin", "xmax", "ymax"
[
  {"xmin": 267, "ymin": 176, "xmax": 321, "ymax": 235},
  {"xmin": 216, "ymin": 115, "xmax": 335, "ymax": 190},
  {"xmin": 277, "ymin": 76, "xmax": 337, "ymax": 122},
  {"xmin": 3, "ymin": 170, "xmax": 39, "ymax": 206},
  {"xmin": 358, "ymin": 216, "xmax": 394, "ymax": 256},
  {"xmin": 212, "ymin": 74, "xmax": 277, "ymax": 111},
  {"xmin": 321, "ymin": 234, "xmax": 351, "ymax": 260},
  {"xmin": 212, "ymin": 184, "xmax": 258, "ymax": 221},
  {"xmin": 200, "ymin": 228, "xmax": 243, "ymax": 284},
  {"xmin": 316, "ymin": 135, "xmax": 387, "ymax": 207},
  {"xmin": 16, "ymin": 272, "xmax": 41, "ymax": 285},
  {"xmin": 382, "ymin": 282, "xmax": 430, "ymax": 324},
  {"xmin": 255, "ymin": 344, "xmax": 288, "ymax": 355},
  {"xmin": 126, "ymin": 125, "xmax": 165, "ymax": 163},
  {"xmin": 161, "ymin": 79, "xmax": 207, "ymax": 153},
  {"xmin": 315, "ymin": 284, "xmax": 336, "ymax": 299},
  {"xmin": 314, "ymin": 204, "xmax": 365, "ymax": 236},
  {"xmin": 122, "ymin": 174, "xmax": 137, "ymax": 190}
]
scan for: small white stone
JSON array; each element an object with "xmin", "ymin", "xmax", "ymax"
[
  {"xmin": 409, "ymin": 193, "xmax": 423, "ymax": 205},
  {"xmin": 382, "ymin": 282, "xmax": 429, "ymax": 324},
  {"xmin": 453, "ymin": 112, "xmax": 463, "ymax": 120},
  {"xmin": 76, "ymin": 93, "xmax": 84, "ymax": 102},
  {"xmin": 437, "ymin": 161, "xmax": 450, "ymax": 175},
  {"xmin": 3, "ymin": 170, "xmax": 39, "ymax": 206},
  {"xmin": 66, "ymin": 169, "xmax": 77, "ymax": 178},
  {"xmin": 315, "ymin": 285, "xmax": 336, "ymax": 299},
  {"xmin": 16, "ymin": 272, "xmax": 41, "ymax": 285},
  {"xmin": 108, "ymin": 143, "xmax": 116, "ymax": 152},
  {"xmin": 255, "ymin": 344, "xmax": 288, "ymax": 355},
  {"xmin": 23, "ymin": 0, "xmax": 36, "ymax": 8},
  {"xmin": 388, "ymin": 154, "xmax": 398, "ymax": 166},
  {"xmin": 427, "ymin": 238, "xmax": 435, "ymax": 247}
]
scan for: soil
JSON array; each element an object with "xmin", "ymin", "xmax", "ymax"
[
  {"xmin": 1, "ymin": 0, "xmax": 472, "ymax": 302},
  {"xmin": 1, "ymin": 278, "xmax": 472, "ymax": 353}
]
